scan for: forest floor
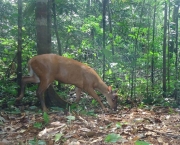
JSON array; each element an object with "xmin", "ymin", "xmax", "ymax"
[{"xmin": 0, "ymin": 104, "xmax": 180, "ymax": 145}]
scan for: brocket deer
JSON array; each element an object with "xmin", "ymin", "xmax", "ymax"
[{"xmin": 16, "ymin": 54, "xmax": 117, "ymax": 112}]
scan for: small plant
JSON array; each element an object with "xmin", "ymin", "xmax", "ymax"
[
  {"xmin": 28, "ymin": 137, "xmax": 46, "ymax": 145},
  {"xmin": 66, "ymin": 115, "xmax": 75, "ymax": 124},
  {"xmin": 135, "ymin": 140, "xmax": 150, "ymax": 145},
  {"xmin": 116, "ymin": 122, "xmax": 122, "ymax": 128},
  {"xmin": 3, "ymin": 106, "xmax": 21, "ymax": 115},
  {"xmin": 69, "ymin": 103, "xmax": 79, "ymax": 110},
  {"xmin": 55, "ymin": 133, "xmax": 63, "ymax": 142},
  {"xmin": 85, "ymin": 110, "xmax": 96, "ymax": 116},
  {"xmin": 91, "ymin": 99, "xmax": 98, "ymax": 107},
  {"xmin": 106, "ymin": 123, "xmax": 112, "ymax": 128},
  {"xmin": 168, "ymin": 107, "xmax": 174, "ymax": 114},
  {"xmin": 43, "ymin": 112, "xmax": 50, "ymax": 125},
  {"xmin": 33, "ymin": 122, "xmax": 43, "ymax": 129},
  {"xmin": 138, "ymin": 102, "xmax": 145, "ymax": 109},
  {"xmin": 51, "ymin": 107, "xmax": 64, "ymax": 111},
  {"xmin": 104, "ymin": 133, "xmax": 121, "ymax": 143}
]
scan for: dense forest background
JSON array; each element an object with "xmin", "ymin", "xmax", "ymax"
[
  {"xmin": 1, "ymin": 0, "xmax": 180, "ymax": 144},
  {"xmin": 0, "ymin": 0, "xmax": 180, "ymax": 109}
]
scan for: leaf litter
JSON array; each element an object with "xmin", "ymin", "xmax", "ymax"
[{"xmin": 0, "ymin": 106, "xmax": 180, "ymax": 145}]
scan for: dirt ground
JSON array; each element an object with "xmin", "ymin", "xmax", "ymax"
[{"xmin": 0, "ymin": 105, "xmax": 180, "ymax": 145}]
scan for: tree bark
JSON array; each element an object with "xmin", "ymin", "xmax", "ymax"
[
  {"xmin": 17, "ymin": 0, "xmax": 22, "ymax": 95},
  {"xmin": 52, "ymin": 0, "xmax": 62, "ymax": 55},
  {"xmin": 102, "ymin": 0, "xmax": 108, "ymax": 81},
  {"xmin": 163, "ymin": 2, "xmax": 167, "ymax": 97},
  {"xmin": 151, "ymin": 0, "xmax": 156, "ymax": 91},
  {"xmin": 174, "ymin": 0, "xmax": 179, "ymax": 99},
  {"xmin": 35, "ymin": 0, "xmax": 50, "ymax": 54},
  {"xmin": 107, "ymin": 3, "xmax": 114, "ymax": 56},
  {"xmin": 47, "ymin": 0, "xmax": 52, "ymax": 51}
]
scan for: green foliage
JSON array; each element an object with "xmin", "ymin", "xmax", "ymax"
[
  {"xmin": 104, "ymin": 133, "xmax": 121, "ymax": 143},
  {"xmin": 116, "ymin": 122, "xmax": 122, "ymax": 128},
  {"xmin": 23, "ymin": 0, "xmax": 36, "ymax": 17},
  {"xmin": 106, "ymin": 123, "xmax": 112, "ymax": 128},
  {"xmin": 33, "ymin": 113, "xmax": 49, "ymax": 129},
  {"xmin": 138, "ymin": 102, "xmax": 146, "ymax": 109},
  {"xmin": 69, "ymin": 103, "xmax": 79, "ymax": 110},
  {"xmin": 55, "ymin": 133, "xmax": 63, "ymax": 142},
  {"xmin": 51, "ymin": 107, "xmax": 64, "ymax": 111},
  {"xmin": 43, "ymin": 112, "xmax": 50, "ymax": 125},
  {"xmin": 7, "ymin": 108, "xmax": 21, "ymax": 114},
  {"xmin": 33, "ymin": 122, "xmax": 43, "ymax": 129},
  {"xmin": 66, "ymin": 115, "xmax": 75, "ymax": 124},
  {"xmin": 91, "ymin": 99, "xmax": 99, "ymax": 107},
  {"xmin": 28, "ymin": 138, "xmax": 46, "ymax": 145},
  {"xmin": 135, "ymin": 140, "xmax": 150, "ymax": 145},
  {"xmin": 0, "ymin": 80, "xmax": 18, "ymax": 109},
  {"xmin": 69, "ymin": 103, "xmax": 97, "ymax": 116},
  {"xmin": 85, "ymin": 110, "xmax": 97, "ymax": 116},
  {"xmin": 168, "ymin": 107, "xmax": 175, "ymax": 114}
]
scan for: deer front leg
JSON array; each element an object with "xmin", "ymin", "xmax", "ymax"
[{"xmin": 86, "ymin": 88, "xmax": 106, "ymax": 110}]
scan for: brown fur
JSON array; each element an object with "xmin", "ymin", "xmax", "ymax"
[{"xmin": 17, "ymin": 54, "xmax": 117, "ymax": 111}]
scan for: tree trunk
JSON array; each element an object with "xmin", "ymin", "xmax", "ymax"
[
  {"xmin": 35, "ymin": 0, "xmax": 50, "ymax": 54},
  {"xmin": 163, "ymin": 2, "xmax": 167, "ymax": 97},
  {"xmin": 174, "ymin": 0, "xmax": 179, "ymax": 99},
  {"xmin": 47, "ymin": 0, "xmax": 52, "ymax": 51},
  {"xmin": 52, "ymin": 0, "xmax": 62, "ymax": 56},
  {"xmin": 17, "ymin": 0, "xmax": 22, "ymax": 95},
  {"xmin": 167, "ymin": 2, "xmax": 170, "ymax": 92},
  {"xmin": 151, "ymin": 0, "xmax": 156, "ymax": 92},
  {"xmin": 107, "ymin": 3, "xmax": 114, "ymax": 56},
  {"xmin": 102, "ymin": 0, "xmax": 108, "ymax": 81},
  {"xmin": 146, "ymin": 4, "xmax": 151, "ymax": 99},
  {"xmin": 35, "ymin": 0, "xmax": 70, "ymax": 109}
]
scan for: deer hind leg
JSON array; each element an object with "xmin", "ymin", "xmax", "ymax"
[
  {"xmin": 16, "ymin": 75, "xmax": 40, "ymax": 100},
  {"xmin": 36, "ymin": 79, "xmax": 52, "ymax": 112},
  {"xmin": 75, "ymin": 87, "xmax": 82, "ymax": 102},
  {"xmin": 86, "ymin": 88, "xmax": 106, "ymax": 110}
]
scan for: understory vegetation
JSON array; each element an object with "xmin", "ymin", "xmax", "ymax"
[{"xmin": 0, "ymin": 0, "xmax": 180, "ymax": 144}]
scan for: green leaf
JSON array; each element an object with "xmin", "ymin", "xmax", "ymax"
[
  {"xmin": 51, "ymin": 107, "xmax": 64, "ymax": 111},
  {"xmin": 4, "ymin": 48, "xmax": 8, "ymax": 53},
  {"xmin": 91, "ymin": 99, "xmax": 98, "ymax": 105},
  {"xmin": 37, "ymin": 140, "xmax": 46, "ymax": 145},
  {"xmin": 55, "ymin": 81, "xmax": 58, "ymax": 85},
  {"xmin": 135, "ymin": 140, "xmax": 150, "ymax": 145},
  {"xmin": 106, "ymin": 69, "xmax": 112, "ymax": 75},
  {"xmin": 43, "ymin": 112, "xmax": 50, "ymax": 124},
  {"xmin": 66, "ymin": 116, "xmax": 75, "ymax": 121},
  {"xmin": 106, "ymin": 123, "xmax": 112, "ymax": 128},
  {"xmin": 29, "ymin": 106, "xmax": 38, "ymax": 110},
  {"xmin": 116, "ymin": 122, "xmax": 122, "ymax": 128},
  {"xmin": 55, "ymin": 133, "xmax": 63, "ymax": 142},
  {"xmin": 23, "ymin": 0, "xmax": 36, "ymax": 17},
  {"xmin": 102, "ymin": 49, "xmax": 112, "ymax": 58},
  {"xmin": 33, "ymin": 122, "xmax": 43, "ymax": 129},
  {"xmin": 28, "ymin": 138, "xmax": 46, "ymax": 145},
  {"xmin": 109, "ymin": 33, "xmax": 113, "ymax": 38},
  {"xmin": 2, "ymin": 57, "xmax": 7, "ymax": 61},
  {"xmin": 104, "ymin": 133, "xmax": 121, "ymax": 143}
]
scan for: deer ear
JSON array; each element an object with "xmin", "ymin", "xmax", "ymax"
[{"xmin": 108, "ymin": 86, "xmax": 112, "ymax": 93}]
